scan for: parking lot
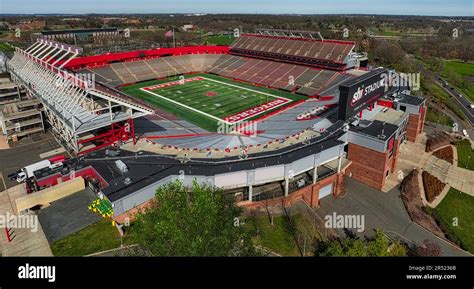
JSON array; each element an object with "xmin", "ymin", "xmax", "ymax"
[{"xmin": 0, "ymin": 132, "xmax": 66, "ymax": 191}]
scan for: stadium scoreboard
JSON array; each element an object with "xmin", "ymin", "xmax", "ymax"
[{"xmin": 337, "ymin": 68, "xmax": 388, "ymax": 121}]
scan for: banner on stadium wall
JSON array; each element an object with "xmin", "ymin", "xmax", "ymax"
[{"xmin": 338, "ymin": 68, "xmax": 388, "ymax": 121}]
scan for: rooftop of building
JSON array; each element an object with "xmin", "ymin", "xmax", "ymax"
[
  {"xmin": 357, "ymin": 102, "xmax": 407, "ymax": 127},
  {"xmin": 32, "ymin": 120, "xmax": 347, "ymax": 202},
  {"xmin": 350, "ymin": 119, "xmax": 399, "ymax": 142},
  {"xmin": 396, "ymin": 93, "xmax": 426, "ymax": 106},
  {"xmin": 372, "ymin": 108, "xmax": 406, "ymax": 126}
]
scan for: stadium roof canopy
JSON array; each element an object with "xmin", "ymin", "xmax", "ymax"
[{"xmin": 7, "ymin": 38, "xmax": 153, "ymax": 154}]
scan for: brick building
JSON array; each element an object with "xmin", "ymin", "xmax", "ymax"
[{"xmin": 344, "ymin": 94, "xmax": 426, "ymax": 190}]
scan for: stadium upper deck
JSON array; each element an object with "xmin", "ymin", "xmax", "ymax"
[{"xmin": 230, "ymin": 34, "xmax": 356, "ymax": 70}]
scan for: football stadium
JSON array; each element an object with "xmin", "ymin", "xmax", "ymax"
[{"xmin": 3, "ymin": 29, "xmax": 426, "ymax": 224}]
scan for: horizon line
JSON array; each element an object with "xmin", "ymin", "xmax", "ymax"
[{"xmin": 0, "ymin": 13, "xmax": 473, "ymax": 17}]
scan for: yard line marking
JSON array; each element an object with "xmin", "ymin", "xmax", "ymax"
[
  {"xmin": 140, "ymin": 87, "xmax": 233, "ymax": 125},
  {"xmin": 199, "ymin": 76, "xmax": 290, "ymax": 101}
]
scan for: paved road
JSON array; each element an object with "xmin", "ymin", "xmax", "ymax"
[
  {"xmin": 314, "ymin": 177, "xmax": 470, "ymax": 256},
  {"xmin": 434, "ymin": 76, "xmax": 474, "ymax": 126},
  {"xmin": 412, "ymin": 55, "xmax": 474, "ymax": 127}
]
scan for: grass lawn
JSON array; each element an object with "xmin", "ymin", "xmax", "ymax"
[
  {"xmin": 455, "ymin": 139, "xmax": 474, "ymax": 171},
  {"xmin": 0, "ymin": 31, "xmax": 13, "ymax": 39},
  {"xmin": 51, "ymin": 220, "xmax": 133, "ymax": 256},
  {"xmin": 435, "ymin": 188, "xmax": 474, "ymax": 254},
  {"xmin": 120, "ymin": 73, "xmax": 306, "ymax": 131},
  {"xmin": 444, "ymin": 60, "xmax": 474, "ymax": 78},
  {"xmin": 247, "ymin": 214, "xmax": 321, "ymax": 256},
  {"xmin": 206, "ymin": 34, "xmax": 235, "ymax": 46},
  {"xmin": 442, "ymin": 60, "xmax": 474, "ymax": 102},
  {"xmin": 426, "ymin": 106, "xmax": 454, "ymax": 126},
  {"xmin": 0, "ymin": 42, "xmax": 15, "ymax": 54}
]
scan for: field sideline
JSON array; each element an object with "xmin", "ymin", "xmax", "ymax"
[{"xmin": 120, "ymin": 73, "xmax": 307, "ymax": 131}]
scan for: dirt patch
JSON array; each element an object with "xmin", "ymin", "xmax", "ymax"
[{"xmin": 426, "ymin": 132, "xmax": 452, "ymax": 152}]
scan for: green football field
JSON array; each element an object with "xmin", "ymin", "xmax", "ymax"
[{"xmin": 120, "ymin": 74, "xmax": 306, "ymax": 131}]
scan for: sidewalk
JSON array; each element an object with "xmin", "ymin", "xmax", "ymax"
[
  {"xmin": 424, "ymin": 155, "xmax": 474, "ymax": 197},
  {"xmin": 0, "ymin": 184, "xmax": 52, "ymax": 256},
  {"xmin": 383, "ymin": 134, "xmax": 474, "ymax": 197}
]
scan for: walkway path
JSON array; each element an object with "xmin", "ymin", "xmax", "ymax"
[
  {"xmin": 384, "ymin": 133, "xmax": 474, "ymax": 197},
  {"xmin": 424, "ymin": 155, "xmax": 474, "ymax": 197}
]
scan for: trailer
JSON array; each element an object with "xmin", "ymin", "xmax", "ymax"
[{"xmin": 15, "ymin": 160, "xmax": 52, "ymax": 183}]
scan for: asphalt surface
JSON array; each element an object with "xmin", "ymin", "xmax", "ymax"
[
  {"xmin": 0, "ymin": 133, "xmax": 64, "ymax": 191},
  {"xmin": 37, "ymin": 188, "xmax": 101, "ymax": 244},
  {"xmin": 315, "ymin": 177, "xmax": 470, "ymax": 256}
]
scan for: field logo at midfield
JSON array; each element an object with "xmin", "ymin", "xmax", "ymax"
[
  {"xmin": 204, "ymin": 91, "xmax": 218, "ymax": 97},
  {"xmin": 224, "ymin": 98, "xmax": 289, "ymax": 123}
]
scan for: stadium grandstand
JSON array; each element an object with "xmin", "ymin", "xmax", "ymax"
[
  {"xmin": 7, "ymin": 38, "xmax": 153, "ymax": 155},
  {"xmin": 4, "ymin": 32, "xmax": 362, "ymax": 156},
  {"xmin": 230, "ymin": 33, "xmax": 356, "ymax": 70}
]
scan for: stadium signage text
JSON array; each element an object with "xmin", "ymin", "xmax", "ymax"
[
  {"xmin": 350, "ymin": 78, "xmax": 386, "ymax": 107},
  {"xmin": 338, "ymin": 69, "xmax": 388, "ymax": 121},
  {"xmin": 224, "ymin": 98, "xmax": 289, "ymax": 123}
]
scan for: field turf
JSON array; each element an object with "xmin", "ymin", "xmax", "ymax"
[{"xmin": 120, "ymin": 74, "xmax": 306, "ymax": 131}]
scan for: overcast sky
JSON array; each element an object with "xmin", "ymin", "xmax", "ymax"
[{"xmin": 1, "ymin": 0, "xmax": 473, "ymax": 16}]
